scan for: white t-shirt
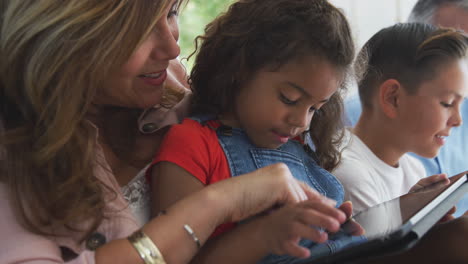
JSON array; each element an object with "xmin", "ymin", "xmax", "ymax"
[{"xmin": 333, "ymin": 130, "xmax": 426, "ymax": 214}]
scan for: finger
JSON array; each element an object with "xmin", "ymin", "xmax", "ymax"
[
  {"xmin": 298, "ymin": 182, "xmax": 337, "ymax": 206},
  {"xmin": 421, "ymin": 174, "xmax": 449, "ymax": 186},
  {"xmin": 299, "ymin": 199, "xmax": 345, "ymax": 219},
  {"xmin": 293, "ymin": 181, "xmax": 309, "ymax": 202},
  {"xmin": 447, "ymin": 206, "xmax": 457, "ymax": 215},
  {"xmin": 285, "ymin": 181, "xmax": 306, "ymax": 204},
  {"xmin": 296, "ymin": 204, "xmax": 346, "ymax": 232},
  {"xmin": 290, "ymin": 220, "xmax": 329, "ymax": 244},
  {"xmin": 346, "ymin": 219, "xmax": 366, "ymax": 236},
  {"xmin": 410, "ymin": 174, "xmax": 449, "ymax": 192},
  {"xmin": 299, "ymin": 181, "xmax": 322, "ymax": 200},
  {"xmin": 437, "ymin": 206, "xmax": 457, "ymax": 223},
  {"xmin": 282, "ymin": 241, "xmax": 311, "ymax": 259},
  {"xmin": 270, "ymin": 164, "xmax": 309, "ymax": 204},
  {"xmin": 338, "ymin": 201, "xmax": 353, "ymax": 219},
  {"xmin": 439, "ymin": 214, "xmax": 455, "ymax": 223}
]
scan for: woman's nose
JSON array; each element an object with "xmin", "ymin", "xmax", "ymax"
[{"xmin": 150, "ymin": 20, "xmax": 180, "ymax": 61}]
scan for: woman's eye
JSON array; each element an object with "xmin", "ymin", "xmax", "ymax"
[
  {"xmin": 280, "ymin": 94, "xmax": 297, "ymax": 105},
  {"xmin": 168, "ymin": 10, "xmax": 178, "ymax": 18},
  {"xmin": 168, "ymin": 2, "xmax": 179, "ymax": 18},
  {"xmin": 440, "ymin": 102, "xmax": 453, "ymax": 108}
]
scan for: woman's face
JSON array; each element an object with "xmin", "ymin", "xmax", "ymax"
[
  {"xmin": 397, "ymin": 59, "xmax": 468, "ymax": 158},
  {"xmin": 97, "ymin": 0, "xmax": 181, "ymax": 109}
]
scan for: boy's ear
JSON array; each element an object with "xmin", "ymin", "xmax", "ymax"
[{"xmin": 378, "ymin": 79, "xmax": 402, "ymax": 119}]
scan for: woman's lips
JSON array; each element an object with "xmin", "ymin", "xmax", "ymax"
[{"xmin": 139, "ymin": 70, "xmax": 167, "ymax": 86}]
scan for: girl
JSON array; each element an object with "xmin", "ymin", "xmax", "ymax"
[{"xmin": 151, "ymin": 0, "xmax": 361, "ymax": 263}]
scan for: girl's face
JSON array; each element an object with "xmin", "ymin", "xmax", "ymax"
[
  {"xmin": 397, "ymin": 59, "xmax": 468, "ymax": 158},
  {"xmin": 224, "ymin": 56, "xmax": 342, "ymax": 149},
  {"xmin": 97, "ymin": 0, "xmax": 180, "ymax": 109}
]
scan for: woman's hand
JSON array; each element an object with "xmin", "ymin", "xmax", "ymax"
[
  {"xmin": 215, "ymin": 163, "xmax": 336, "ymax": 223},
  {"xmin": 256, "ymin": 199, "xmax": 346, "ymax": 258}
]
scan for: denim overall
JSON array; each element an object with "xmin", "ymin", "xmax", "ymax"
[{"xmin": 192, "ymin": 116, "xmax": 364, "ymax": 264}]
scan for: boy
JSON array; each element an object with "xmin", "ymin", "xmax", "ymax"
[{"xmin": 334, "ymin": 23, "xmax": 468, "ymax": 213}]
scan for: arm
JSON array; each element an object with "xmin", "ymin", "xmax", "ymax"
[
  {"xmin": 147, "ymin": 121, "xmax": 348, "ymax": 263},
  {"xmin": 100, "ymin": 163, "xmax": 345, "ymax": 264},
  {"xmin": 152, "ymin": 161, "xmax": 205, "ymax": 216},
  {"xmin": 191, "ymin": 198, "xmax": 348, "ymax": 264},
  {"xmin": 2, "ymin": 164, "xmax": 346, "ymax": 264},
  {"xmin": 149, "ymin": 119, "xmax": 215, "ymax": 217},
  {"xmin": 153, "ymin": 162, "xmax": 352, "ymax": 263}
]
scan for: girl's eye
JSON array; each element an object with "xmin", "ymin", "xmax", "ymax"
[
  {"xmin": 311, "ymin": 107, "xmax": 323, "ymax": 115},
  {"xmin": 440, "ymin": 102, "xmax": 454, "ymax": 108},
  {"xmin": 280, "ymin": 93, "xmax": 297, "ymax": 105}
]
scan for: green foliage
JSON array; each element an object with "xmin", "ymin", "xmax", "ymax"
[{"xmin": 178, "ymin": 0, "xmax": 235, "ymax": 70}]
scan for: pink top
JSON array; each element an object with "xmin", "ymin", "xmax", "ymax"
[
  {"xmin": 0, "ymin": 144, "xmax": 138, "ymax": 263},
  {"xmin": 0, "ymin": 60, "xmax": 190, "ymax": 263}
]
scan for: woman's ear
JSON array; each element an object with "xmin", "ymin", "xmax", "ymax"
[{"xmin": 378, "ymin": 79, "xmax": 401, "ymax": 119}]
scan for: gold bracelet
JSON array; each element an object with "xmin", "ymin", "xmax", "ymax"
[{"xmin": 128, "ymin": 229, "xmax": 166, "ymax": 264}]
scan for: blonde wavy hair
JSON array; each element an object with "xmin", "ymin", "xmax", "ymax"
[{"xmin": 0, "ymin": 0, "xmax": 178, "ymax": 241}]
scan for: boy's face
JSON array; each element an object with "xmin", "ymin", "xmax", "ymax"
[
  {"xmin": 397, "ymin": 59, "xmax": 468, "ymax": 158},
  {"xmin": 223, "ymin": 56, "xmax": 341, "ymax": 149}
]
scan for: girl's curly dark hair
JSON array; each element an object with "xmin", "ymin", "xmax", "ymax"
[{"xmin": 190, "ymin": 0, "xmax": 355, "ymax": 170}]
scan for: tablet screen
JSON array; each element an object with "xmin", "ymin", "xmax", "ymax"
[{"xmin": 341, "ymin": 172, "xmax": 467, "ymax": 240}]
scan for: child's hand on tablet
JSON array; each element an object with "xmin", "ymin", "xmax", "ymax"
[
  {"xmin": 339, "ymin": 201, "xmax": 365, "ymax": 236},
  {"xmin": 409, "ymin": 173, "xmax": 449, "ymax": 193}
]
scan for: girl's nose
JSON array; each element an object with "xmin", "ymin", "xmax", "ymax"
[{"xmin": 288, "ymin": 108, "xmax": 312, "ymax": 131}]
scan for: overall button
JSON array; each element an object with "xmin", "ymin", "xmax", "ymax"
[
  {"xmin": 142, "ymin": 123, "xmax": 157, "ymax": 133},
  {"xmin": 86, "ymin": 232, "xmax": 106, "ymax": 250}
]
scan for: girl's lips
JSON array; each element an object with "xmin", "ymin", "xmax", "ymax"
[
  {"xmin": 272, "ymin": 131, "xmax": 290, "ymax": 143},
  {"xmin": 139, "ymin": 70, "xmax": 167, "ymax": 86}
]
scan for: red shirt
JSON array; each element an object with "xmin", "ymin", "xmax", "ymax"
[{"xmin": 150, "ymin": 118, "xmax": 235, "ymax": 236}]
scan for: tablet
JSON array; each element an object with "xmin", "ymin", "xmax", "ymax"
[{"xmin": 310, "ymin": 171, "xmax": 468, "ymax": 264}]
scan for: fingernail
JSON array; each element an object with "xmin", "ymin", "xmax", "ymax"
[
  {"xmin": 343, "ymin": 200, "xmax": 352, "ymax": 206},
  {"xmin": 325, "ymin": 198, "xmax": 337, "ymax": 206}
]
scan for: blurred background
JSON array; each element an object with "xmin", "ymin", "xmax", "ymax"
[
  {"xmin": 178, "ymin": 0, "xmax": 419, "ymax": 77},
  {"xmin": 178, "ymin": 0, "xmax": 235, "ymax": 69}
]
